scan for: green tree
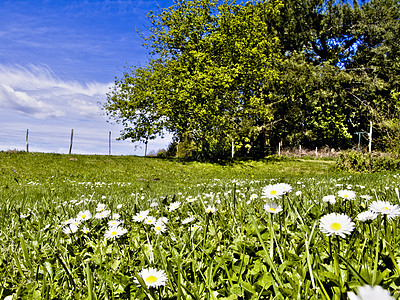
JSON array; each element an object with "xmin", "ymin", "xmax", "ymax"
[
  {"xmin": 344, "ymin": 0, "xmax": 400, "ymax": 152},
  {"xmin": 105, "ymin": 0, "xmax": 283, "ymax": 160}
]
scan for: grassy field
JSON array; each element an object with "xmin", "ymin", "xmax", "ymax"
[{"xmin": 1, "ymin": 152, "xmax": 400, "ymax": 299}]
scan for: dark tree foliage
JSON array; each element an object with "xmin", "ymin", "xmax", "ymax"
[{"xmin": 104, "ymin": 0, "xmax": 400, "ymax": 159}]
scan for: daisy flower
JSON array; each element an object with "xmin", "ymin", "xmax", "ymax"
[
  {"xmin": 337, "ymin": 190, "xmax": 356, "ymax": 201},
  {"xmin": 261, "ymin": 184, "xmax": 285, "ymax": 199},
  {"xmin": 264, "ymin": 202, "xmax": 283, "ymax": 214},
  {"xmin": 360, "ymin": 195, "xmax": 372, "ymax": 201},
  {"xmin": 168, "ymin": 201, "xmax": 181, "ymax": 212},
  {"xmin": 144, "ymin": 216, "xmax": 157, "ymax": 225},
  {"xmin": 76, "ymin": 210, "xmax": 92, "ymax": 221},
  {"xmin": 96, "ymin": 203, "xmax": 107, "ymax": 212},
  {"xmin": 153, "ymin": 222, "xmax": 166, "ymax": 235},
  {"xmin": 104, "ymin": 226, "xmax": 127, "ymax": 240},
  {"xmin": 111, "ymin": 213, "xmax": 120, "ymax": 220},
  {"xmin": 82, "ymin": 226, "xmax": 90, "ymax": 234},
  {"xmin": 158, "ymin": 217, "xmax": 168, "ymax": 224},
  {"xmin": 249, "ymin": 194, "xmax": 258, "ymax": 201},
  {"xmin": 66, "ymin": 218, "xmax": 82, "ymax": 227},
  {"xmin": 63, "ymin": 223, "xmax": 78, "ymax": 234},
  {"xmin": 348, "ymin": 285, "xmax": 394, "ymax": 300},
  {"xmin": 132, "ymin": 210, "xmax": 150, "ymax": 222},
  {"xmin": 182, "ymin": 216, "xmax": 195, "ymax": 224},
  {"xmin": 320, "ymin": 213, "xmax": 355, "ymax": 238},
  {"xmin": 322, "ymin": 195, "xmax": 336, "ymax": 205},
  {"xmin": 94, "ymin": 210, "xmax": 111, "ymax": 219},
  {"xmin": 369, "ymin": 200, "xmax": 400, "ymax": 219},
  {"xmin": 356, "ymin": 211, "xmax": 378, "ymax": 222},
  {"xmin": 108, "ymin": 219, "xmax": 123, "ymax": 227},
  {"xmin": 190, "ymin": 224, "xmax": 202, "ymax": 231},
  {"xmin": 63, "ymin": 218, "xmax": 76, "ymax": 225},
  {"xmin": 138, "ymin": 267, "xmax": 167, "ymax": 288},
  {"xmin": 205, "ymin": 205, "xmax": 217, "ymax": 214},
  {"xmin": 275, "ymin": 183, "xmax": 292, "ymax": 194}
]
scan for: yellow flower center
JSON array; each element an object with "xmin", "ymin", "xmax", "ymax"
[
  {"xmin": 82, "ymin": 215, "xmax": 86, "ymax": 219},
  {"xmin": 111, "ymin": 231, "xmax": 117, "ymax": 236},
  {"xmin": 384, "ymin": 207, "xmax": 389, "ymax": 210},
  {"xmin": 330, "ymin": 223, "xmax": 341, "ymax": 231},
  {"xmin": 270, "ymin": 190, "xmax": 277, "ymax": 195},
  {"xmin": 156, "ymin": 226, "xmax": 161, "ymax": 231},
  {"xmin": 146, "ymin": 276, "xmax": 157, "ymax": 283},
  {"xmin": 344, "ymin": 194, "xmax": 348, "ymax": 198},
  {"xmin": 270, "ymin": 207, "xmax": 276, "ymax": 212}
]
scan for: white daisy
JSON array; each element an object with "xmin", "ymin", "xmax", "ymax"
[
  {"xmin": 369, "ymin": 201, "xmax": 400, "ymax": 219},
  {"xmin": 205, "ymin": 205, "xmax": 217, "ymax": 214},
  {"xmin": 264, "ymin": 202, "xmax": 283, "ymax": 214},
  {"xmin": 132, "ymin": 210, "xmax": 150, "ymax": 222},
  {"xmin": 168, "ymin": 201, "xmax": 181, "ymax": 212},
  {"xmin": 261, "ymin": 184, "xmax": 285, "ymax": 199},
  {"xmin": 348, "ymin": 285, "xmax": 394, "ymax": 300},
  {"xmin": 76, "ymin": 210, "xmax": 92, "ymax": 221},
  {"xmin": 190, "ymin": 224, "xmax": 202, "ymax": 231},
  {"xmin": 94, "ymin": 210, "xmax": 111, "ymax": 219},
  {"xmin": 320, "ymin": 213, "xmax": 355, "ymax": 238},
  {"xmin": 275, "ymin": 183, "xmax": 292, "ymax": 194},
  {"xmin": 63, "ymin": 223, "xmax": 78, "ymax": 234},
  {"xmin": 144, "ymin": 216, "xmax": 157, "ymax": 225},
  {"xmin": 138, "ymin": 267, "xmax": 167, "ymax": 288},
  {"xmin": 250, "ymin": 194, "xmax": 258, "ymax": 200},
  {"xmin": 82, "ymin": 226, "xmax": 90, "ymax": 234},
  {"xmin": 356, "ymin": 211, "xmax": 378, "ymax": 222},
  {"xmin": 111, "ymin": 213, "xmax": 120, "ymax": 220},
  {"xmin": 104, "ymin": 226, "xmax": 127, "ymax": 240},
  {"xmin": 182, "ymin": 216, "xmax": 195, "ymax": 224},
  {"xmin": 96, "ymin": 203, "xmax": 107, "ymax": 212},
  {"xmin": 158, "ymin": 217, "xmax": 169, "ymax": 224},
  {"xmin": 108, "ymin": 219, "xmax": 123, "ymax": 227},
  {"xmin": 322, "ymin": 195, "xmax": 336, "ymax": 204},
  {"xmin": 153, "ymin": 222, "xmax": 166, "ymax": 235},
  {"xmin": 337, "ymin": 190, "xmax": 356, "ymax": 200}
]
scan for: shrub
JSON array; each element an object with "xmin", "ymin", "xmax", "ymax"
[{"xmin": 336, "ymin": 151, "xmax": 400, "ymax": 172}]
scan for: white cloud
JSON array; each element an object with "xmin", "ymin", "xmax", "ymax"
[
  {"xmin": 0, "ymin": 64, "xmax": 171, "ymax": 155},
  {"xmin": 0, "ymin": 64, "xmax": 111, "ymax": 119}
]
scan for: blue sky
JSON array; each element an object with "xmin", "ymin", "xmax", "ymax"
[{"xmin": 0, "ymin": 0, "xmax": 175, "ymax": 155}]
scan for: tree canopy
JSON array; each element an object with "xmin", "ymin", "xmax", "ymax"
[{"xmin": 104, "ymin": 0, "xmax": 400, "ymax": 159}]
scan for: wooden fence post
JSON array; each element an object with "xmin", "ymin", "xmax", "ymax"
[
  {"xmin": 69, "ymin": 129, "xmax": 74, "ymax": 154},
  {"xmin": 278, "ymin": 141, "xmax": 281, "ymax": 156},
  {"xmin": 231, "ymin": 138, "xmax": 235, "ymax": 159},
  {"xmin": 26, "ymin": 129, "xmax": 29, "ymax": 153},
  {"xmin": 109, "ymin": 131, "xmax": 111, "ymax": 155},
  {"xmin": 368, "ymin": 121, "xmax": 372, "ymax": 153}
]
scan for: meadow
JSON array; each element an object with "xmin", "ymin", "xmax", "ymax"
[{"xmin": 1, "ymin": 152, "xmax": 400, "ymax": 299}]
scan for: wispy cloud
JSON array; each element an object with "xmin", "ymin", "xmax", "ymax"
[
  {"xmin": 0, "ymin": 63, "xmax": 171, "ymax": 154},
  {"xmin": 0, "ymin": 0, "xmax": 175, "ymax": 154},
  {"xmin": 0, "ymin": 64, "xmax": 110, "ymax": 119}
]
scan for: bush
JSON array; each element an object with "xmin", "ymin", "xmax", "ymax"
[{"xmin": 336, "ymin": 151, "xmax": 400, "ymax": 172}]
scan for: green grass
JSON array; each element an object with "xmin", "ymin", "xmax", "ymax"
[{"xmin": 1, "ymin": 152, "xmax": 400, "ymax": 299}]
